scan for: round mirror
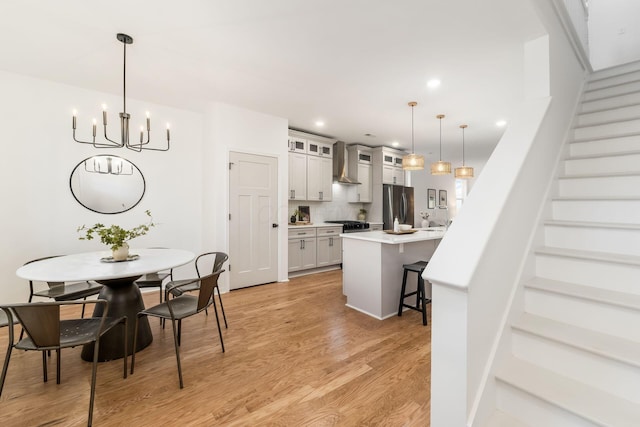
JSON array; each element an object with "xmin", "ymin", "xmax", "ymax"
[{"xmin": 70, "ymin": 155, "xmax": 145, "ymax": 214}]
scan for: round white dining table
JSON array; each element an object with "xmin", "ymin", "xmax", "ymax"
[{"xmin": 16, "ymin": 248, "xmax": 194, "ymax": 361}]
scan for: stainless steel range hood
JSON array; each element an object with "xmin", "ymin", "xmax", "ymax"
[{"xmin": 333, "ymin": 141, "xmax": 361, "ymax": 185}]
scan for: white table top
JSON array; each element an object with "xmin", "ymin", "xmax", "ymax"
[
  {"xmin": 16, "ymin": 248, "xmax": 195, "ymax": 282},
  {"xmin": 340, "ymin": 229, "xmax": 445, "ymax": 244}
]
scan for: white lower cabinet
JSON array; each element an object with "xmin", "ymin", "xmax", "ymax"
[{"xmin": 289, "ymin": 226, "xmax": 342, "ymax": 273}]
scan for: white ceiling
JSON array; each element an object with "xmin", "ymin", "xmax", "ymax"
[{"xmin": 0, "ymin": 0, "xmax": 545, "ymax": 163}]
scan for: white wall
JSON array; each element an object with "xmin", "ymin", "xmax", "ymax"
[
  {"xmin": 588, "ymin": 0, "xmax": 640, "ymax": 70},
  {"xmin": 0, "ymin": 70, "xmax": 204, "ymax": 303},
  {"xmin": 203, "ymin": 102, "xmax": 289, "ymax": 288}
]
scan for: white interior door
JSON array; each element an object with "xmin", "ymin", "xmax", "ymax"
[{"xmin": 229, "ymin": 152, "xmax": 278, "ymax": 289}]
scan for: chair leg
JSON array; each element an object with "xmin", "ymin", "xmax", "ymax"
[
  {"xmin": 171, "ymin": 319, "xmax": 184, "ymax": 389},
  {"xmin": 0, "ymin": 330, "xmax": 14, "ymax": 396},
  {"xmin": 122, "ymin": 318, "xmax": 128, "ymax": 379},
  {"xmin": 418, "ymin": 277, "xmax": 427, "ymax": 326},
  {"xmin": 215, "ymin": 287, "xmax": 228, "ymax": 328},
  {"xmin": 56, "ymin": 349, "xmax": 61, "ymax": 384},
  {"xmin": 130, "ymin": 314, "xmax": 142, "ymax": 375},
  {"xmin": 81, "ymin": 297, "xmax": 87, "ymax": 318},
  {"xmin": 211, "ymin": 299, "xmax": 225, "ymax": 353},
  {"xmin": 88, "ymin": 338, "xmax": 100, "ymax": 427},
  {"xmin": 398, "ymin": 269, "xmax": 409, "ymax": 316},
  {"xmin": 177, "ymin": 320, "xmax": 182, "ymax": 346},
  {"xmin": 42, "ymin": 351, "xmax": 48, "ymax": 382}
]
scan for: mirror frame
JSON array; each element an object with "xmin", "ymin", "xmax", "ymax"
[{"xmin": 69, "ymin": 155, "xmax": 146, "ymax": 215}]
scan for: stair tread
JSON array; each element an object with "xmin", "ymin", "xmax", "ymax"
[
  {"xmin": 585, "ymin": 77, "xmax": 640, "ymax": 94},
  {"xmin": 552, "ymin": 196, "xmax": 640, "ymax": 201},
  {"xmin": 572, "ymin": 130, "xmax": 640, "ymax": 144},
  {"xmin": 582, "ymin": 88, "xmax": 640, "ymax": 105},
  {"xmin": 566, "ymin": 149, "xmax": 640, "ymax": 161},
  {"xmin": 544, "ymin": 219, "xmax": 640, "ymax": 230},
  {"xmin": 496, "ymin": 357, "xmax": 640, "ymax": 427},
  {"xmin": 535, "ymin": 246, "xmax": 640, "ymax": 266},
  {"xmin": 513, "ymin": 313, "xmax": 640, "ymax": 368},
  {"xmin": 526, "ymin": 276, "xmax": 640, "ymax": 311},
  {"xmin": 484, "ymin": 410, "xmax": 529, "ymax": 427},
  {"xmin": 579, "ymin": 101, "xmax": 640, "ymax": 116},
  {"xmin": 574, "ymin": 116, "xmax": 640, "ymax": 130},
  {"xmin": 559, "ymin": 170, "xmax": 640, "ymax": 179}
]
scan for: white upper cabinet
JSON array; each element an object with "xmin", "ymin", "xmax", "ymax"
[
  {"xmin": 288, "ymin": 153, "xmax": 307, "ymax": 200},
  {"xmin": 374, "ymin": 147, "xmax": 406, "ymax": 185},
  {"xmin": 307, "ymin": 155, "xmax": 333, "ymax": 201},
  {"xmin": 347, "ymin": 145, "xmax": 373, "ymax": 203},
  {"xmin": 287, "ymin": 130, "xmax": 335, "ymax": 202}
]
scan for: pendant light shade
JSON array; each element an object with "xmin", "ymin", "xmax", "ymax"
[
  {"xmin": 431, "ymin": 114, "xmax": 451, "ymax": 175},
  {"xmin": 402, "ymin": 101, "xmax": 425, "ymax": 170},
  {"xmin": 454, "ymin": 124, "xmax": 474, "ymax": 178}
]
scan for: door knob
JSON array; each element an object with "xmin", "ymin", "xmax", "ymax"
[{"xmin": 272, "ymin": 223, "xmax": 279, "ymax": 228}]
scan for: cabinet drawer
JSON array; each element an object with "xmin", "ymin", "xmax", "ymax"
[
  {"xmin": 288, "ymin": 228, "xmax": 316, "ymax": 239},
  {"xmin": 316, "ymin": 227, "xmax": 342, "ymax": 236}
]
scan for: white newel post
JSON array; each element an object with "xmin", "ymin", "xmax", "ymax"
[{"xmin": 430, "ymin": 282, "xmax": 468, "ymax": 427}]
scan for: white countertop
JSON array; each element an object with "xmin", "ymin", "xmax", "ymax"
[
  {"xmin": 288, "ymin": 222, "xmax": 350, "ymax": 229},
  {"xmin": 340, "ymin": 228, "xmax": 445, "ymax": 244}
]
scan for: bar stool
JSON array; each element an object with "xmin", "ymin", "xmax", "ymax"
[{"xmin": 398, "ymin": 261, "xmax": 431, "ymax": 325}]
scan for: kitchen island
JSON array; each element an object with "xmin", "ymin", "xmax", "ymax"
[{"xmin": 341, "ymin": 229, "xmax": 445, "ymax": 319}]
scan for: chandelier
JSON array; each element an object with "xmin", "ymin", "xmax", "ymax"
[
  {"xmin": 84, "ymin": 156, "xmax": 133, "ymax": 175},
  {"xmin": 72, "ymin": 33, "xmax": 170, "ymax": 152},
  {"xmin": 431, "ymin": 114, "xmax": 451, "ymax": 175},
  {"xmin": 402, "ymin": 101, "xmax": 425, "ymax": 170},
  {"xmin": 454, "ymin": 124, "xmax": 474, "ymax": 178}
]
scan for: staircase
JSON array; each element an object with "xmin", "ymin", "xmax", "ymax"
[{"xmin": 486, "ymin": 62, "xmax": 640, "ymax": 426}]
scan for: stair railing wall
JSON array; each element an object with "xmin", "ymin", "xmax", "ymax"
[{"xmin": 424, "ymin": 1, "xmax": 588, "ymax": 425}]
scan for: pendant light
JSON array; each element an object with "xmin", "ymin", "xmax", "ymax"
[
  {"xmin": 431, "ymin": 114, "xmax": 451, "ymax": 175},
  {"xmin": 72, "ymin": 33, "xmax": 170, "ymax": 152},
  {"xmin": 402, "ymin": 101, "xmax": 425, "ymax": 170},
  {"xmin": 455, "ymin": 124, "xmax": 474, "ymax": 178}
]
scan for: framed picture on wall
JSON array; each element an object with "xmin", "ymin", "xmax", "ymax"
[
  {"xmin": 439, "ymin": 190, "xmax": 447, "ymax": 207},
  {"xmin": 428, "ymin": 188, "xmax": 436, "ymax": 209},
  {"xmin": 298, "ymin": 205, "xmax": 311, "ymax": 223}
]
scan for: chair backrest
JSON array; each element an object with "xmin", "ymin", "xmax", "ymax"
[
  {"xmin": 11, "ymin": 304, "xmax": 61, "ymax": 347},
  {"xmin": 24, "ymin": 255, "xmax": 66, "ymax": 289},
  {"xmin": 196, "ymin": 270, "xmax": 223, "ymax": 312},
  {"xmin": 195, "ymin": 252, "xmax": 228, "ymax": 278}
]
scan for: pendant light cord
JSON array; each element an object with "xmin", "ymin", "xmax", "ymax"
[
  {"xmin": 462, "ymin": 126, "xmax": 465, "ymax": 165},
  {"xmin": 123, "ymin": 42, "xmax": 127, "ymax": 114},
  {"xmin": 439, "ymin": 116, "xmax": 443, "ymax": 161},
  {"xmin": 411, "ymin": 104, "xmax": 415, "ymax": 154}
]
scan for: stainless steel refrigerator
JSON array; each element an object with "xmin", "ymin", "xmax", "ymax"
[{"xmin": 383, "ymin": 184, "xmax": 414, "ymax": 229}]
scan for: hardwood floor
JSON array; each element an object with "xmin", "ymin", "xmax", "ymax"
[{"xmin": 0, "ymin": 270, "xmax": 431, "ymax": 426}]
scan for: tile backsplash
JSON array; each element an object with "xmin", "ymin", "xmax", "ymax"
[{"xmin": 288, "ymin": 183, "xmax": 371, "ymax": 223}]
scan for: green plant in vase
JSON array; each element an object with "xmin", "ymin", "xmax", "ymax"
[{"xmin": 78, "ymin": 210, "xmax": 155, "ymax": 260}]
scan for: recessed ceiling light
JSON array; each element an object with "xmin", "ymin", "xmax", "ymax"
[
  {"xmin": 496, "ymin": 120, "xmax": 507, "ymax": 127},
  {"xmin": 364, "ymin": 133, "xmax": 376, "ymax": 138},
  {"xmin": 391, "ymin": 141, "xmax": 400, "ymax": 147},
  {"xmin": 315, "ymin": 120, "xmax": 325, "ymax": 127},
  {"xmin": 427, "ymin": 79, "xmax": 441, "ymax": 89}
]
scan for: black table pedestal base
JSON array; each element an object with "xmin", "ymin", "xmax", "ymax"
[{"xmin": 81, "ymin": 276, "xmax": 152, "ymax": 362}]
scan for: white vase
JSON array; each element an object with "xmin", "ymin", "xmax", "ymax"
[
  {"xmin": 112, "ymin": 243, "xmax": 129, "ymax": 261},
  {"xmin": 421, "ymin": 219, "xmax": 429, "ymax": 228},
  {"xmin": 357, "ymin": 212, "xmax": 366, "ymax": 221}
]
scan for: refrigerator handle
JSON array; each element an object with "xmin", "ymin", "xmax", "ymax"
[
  {"xmin": 401, "ymin": 192, "xmax": 407, "ymax": 223},
  {"xmin": 386, "ymin": 188, "xmax": 393, "ymax": 226}
]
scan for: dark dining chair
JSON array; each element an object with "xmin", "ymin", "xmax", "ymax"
[
  {"xmin": 164, "ymin": 252, "xmax": 229, "ymax": 330},
  {"xmin": 134, "ymin": 248, "xmax": 171, "ymax": 304},
  {"xmin": 0, "ymin": 300, "xmax": 128, "ymax": 427},
  {"xmin": 24, "ymin": 256, "xmax": 103, "ymax": 318},
  {"xmin": 131, "ymin": 271, "xmax": 224, "ymax": 388}
]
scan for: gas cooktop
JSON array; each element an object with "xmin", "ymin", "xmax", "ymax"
[{"xmin": 325, "ymin": 220, "xmax": 370, "ymax": 233}]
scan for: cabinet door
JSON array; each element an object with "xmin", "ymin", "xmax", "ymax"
[
  {"xmin": 358, "ymin": 163, "xmax": 372, "ymax": 202},
  {"xmin": 329, "ymin": 236, "xmax": 342, "ymax": 265},
  {"xmin": 316, "ymin": 236, "xmax": 331, "ymax": 267},
  {"xmin": 300, "ymin": 238, "xmax": 317, "ymax": 269},
  {"xmin": 307, "ymin": 156, "xmax": 332, "ymax": 201},
  {"xmin": 288, "ymin": 153, "xmax": 307, "ymax": 200},
  {"xmin": 382, "ymin": 165, "xmax": 395, "ymax": 184},
  {"xmin": 393, "ymin": 168, "xmax": 405, "ymax": 186},
  {"xmin": 288, "ymin": 239, "xmax": 303, "ymax": 272}
]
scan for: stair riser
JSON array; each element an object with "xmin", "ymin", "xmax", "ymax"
[
  {"xmin": 524, "ymin": 289, "xmax": 640, "ymax": 342},
  {"xmin": 583, "ymin": 81, "xmax": 640, "ymax": 102},
  {"xmin": 544, "ymin": 226, "xmax": 640, "ymax": 256},
  {"xmin": 552, "ymin": 199, "xmax": 640, "ymax": 224},
  {"xmin": 564, "ymin": 153, "xmax": 640, "ymax": 175},
  {"xmin": 570, "ymin": 134, "xmax": 640, "ymax": 156},
  {"xmin": 577, "ymin": 104, "xmax": 640, "ymax": 127},
  {"xmin": 512, "ymin": 331, "xmax": 640, "ymax": 403},
  {"xmin": 587, "ymin": 70, "xmax": 640, "ymax": 91},
  {"xmin": 590, "ymin": 61, "xmax": 640, "ymax": 82},
  {"xmin": 581, "ymin": 91, "xmax": 640, "ymax": 114},
  {"xmin": 535, "ymin": 254, "xmax": 640, "ymax": 295},
  {"xmin": 574, "ymin": 119, "xmax": 640, "ymax": 141},
  {"xmin": 558, "ymin": 175, "xmax": 640, "ymax": 198},
  {"xmin": 496, "ymin": 381, "xmax": 600, "ymax": 427}
]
